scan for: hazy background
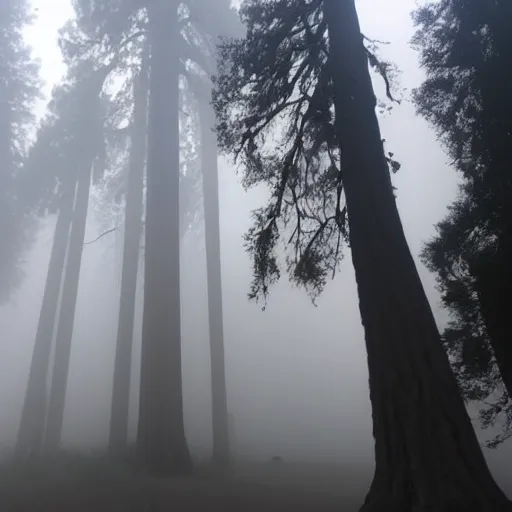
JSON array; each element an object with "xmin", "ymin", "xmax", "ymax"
[{"xmin": 0, "ymin": 0, "xmax": 509, "ymax": 490}]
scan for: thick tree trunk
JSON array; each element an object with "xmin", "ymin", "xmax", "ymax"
[
  {"xmin": 137, "ymin": 0, "xmax": 192, "ymax": 475},
  {"xmin": 109, "ymin": 63, "xmax": 149, "ymax": 455},
  {"xmin": 474, "ymin": 248, "xmax": 512, "ymax": 398},
  {"xmin": 15, "ymin": 177, "xmax": 76, "ymax": 460},
  {"xmin": 44, "ymin": 164, "xmax": 92, "ymax": 450},
  {"xmin": 198, "ymin": 102, "xmax": 230, "ymax": 467},
  {"xmin": 487, "ymin": 313, "xmax": 512, "ymax": 399},
  {"xmin": 474, "ymin": 26, "xmax": 512, "ymax": 399},
  {"xmin": 323, "ymin": 1, "xmax": 510, "ymax": 511}
]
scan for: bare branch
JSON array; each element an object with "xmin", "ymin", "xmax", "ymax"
[{"xmin": 84, "ymin": 227, "xmax": 117, "ymax": 245}]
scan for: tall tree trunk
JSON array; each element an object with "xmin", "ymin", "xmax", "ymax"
[
  {"xmin": 323, "ymin": 1, "xmax": 510, "ymax": 510},
  {"xmin": 474, "ymin": 36, "xmax": 512, "ymax": 399},
  {"xmin": 109, "ymin": 63, "xmax": 149, "ymax": 455},
  {"xmin": 474, "ymin": 247, "xmax": 512, "ymax": 398},
  {"xmin": 198, "ymin": 101, "xmax": 230, "ymax": 467},
  {"xmin": 15, "ymin": 177, "xmax": 76, "ymax": 460},
  {"xmin": 137, "ymin": 1, "xmax": 192, "ymax": 474},
  {"xmin": 44, "ymin": 164, "xmax": 92, "ymax": 450}
]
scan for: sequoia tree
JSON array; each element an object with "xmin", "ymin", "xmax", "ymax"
[
  {"xmin": 15, "ymin": 175, "xmax": 75, "ymax": 460},
  {"xmin": 213, "ymin": 1, "xmax": 510, "ymax": 510},
  {"xmin": 0, "ymin": 0, "xmax": 41, "ymax": 300},
  {"xmin": 109, "ymin": 54, "xmax": 149, "ymax": 455},
  {"xmin": 137, "ymin": 0, "xmax": 193, "ymax": 474},
  {"xmin": 108, "ymin": 67, "xmax": 204, "ymax": 455},
  {"xmin": 16, "ymin": 64, "xmax": 112, "ymax": 457},
  {"xmin": 70, "ymin": 0, "xmax": 208, "ymax": 466},
  {"xmin": 183, "ymin": 0, "xmax": 244, "ymax": 466},
  {"xmin": 414, "ymin": 0, "xmax": 512, "ymax": 446},
  {"xmin": 44, "ymin": 62, "xmax": 116, "ymax": 451},
  {"xmin": 199, "ymin": 94, "xmax": 230, "ymax": 467}
]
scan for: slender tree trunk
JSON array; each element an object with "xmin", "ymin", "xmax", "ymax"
[
  {"xmin": 15, "ymin": 177, "xmax": 76, "ymax": 460},
  {"xmin": 137, "ymin": 0, "xmax": 192, "ymax": 474},
  {"xmin": 198, "ymin": 101, "xmax": 230, "ymax": 467},
  {"xmin": 109, "ymin": 63, "xmax": 149, "ymax": 455},
  {"xmin": 323, "ymin": 1, "xmax": 510, "ymax": 510},
  {"xmin": 44, "ymin": 164, "xmax": 92, "ymax": 450}
]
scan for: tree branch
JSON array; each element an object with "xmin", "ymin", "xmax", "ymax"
[{"xmin": 83, "ymin": 227, "xmax": 117, "ymax": 245}]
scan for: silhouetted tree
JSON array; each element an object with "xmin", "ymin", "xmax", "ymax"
[
  {"xmin": 109, "ymin": 53, "xmax": 149, "ymax": 455},
  {"xmin": 15, "ymin": 175, "xmax": 75, "ymax": 460},
  {"xmin": 198, "ymin": 93, "xmax": 231, "ymax": 468},
  {"xmin": 44, "ymin": 71, "xmax": 111, "ymax": 450},
  {"xmin": 17, "ymin": 62, "xmax": 116, "ymax": 456},
  {"xmin": 0, "ymin": 0, "xmax": 41, "ymax": 300},
  {"xmin": 213, "ymin": 1, "xmax": 510, "ymax": 509},
  {"xmin": 136, "ymin": 1, "xmax": 193, "ymax": 474},
  {"xmin": 184, "ymin": 0, "xmax": 243, "ymax": 467},
  {"xmin": 71, "ymin": 0, "xmax": 235, "ymax": 473},
  {"xmin": 64, "ymin": 0, "xmax": 205, "ymax": 463},
  {"xmin": 206, "ymin": 1, "xmax": 245, "ymax": 470},
  {"xmin": 414, "ymin": 0, "xmax": 512, "ymax": 446}
]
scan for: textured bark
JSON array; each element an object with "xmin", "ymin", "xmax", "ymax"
[
  {"xmin": 44, "ymin": 164, "xmax": 91, "ymax": 450},
  {"xmin": 137, "ymin": 0, "xmax": 192, "ymax": 475},
  {"xmin": 15, "ymin": 177, "xmax": 76, "ymax": 460},
  {"xmin": 198, "ymin": 102, "xmax": 230, "ymax": 467},
  {"xmin": 323, "ymin": 1, "xmax": 511, "ymax": 510},
  {"xmin": 109, "ymin": 63, "xmax": 149, "ymax": 455}
]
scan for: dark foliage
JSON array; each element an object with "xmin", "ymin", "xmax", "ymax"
[
  {"xmin": 213, "ymin": 3, "xmax": 512, "ymax": 510},
  {"xmin": 213, "ymin": 0, "xmax": 398, "ymax": 304},
  {"xmin": 413, "ymin": 0, "xmax": 512, "ymax": 446}
]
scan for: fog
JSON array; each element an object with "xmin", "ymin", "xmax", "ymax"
[{"xmin": 1, "ymin": 0, "xmax": 510, "ymax": 498}]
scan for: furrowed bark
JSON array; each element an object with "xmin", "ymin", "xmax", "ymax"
[{"xmin": 323, "ymin": 0, "xmax": 510, "ymax": 510}]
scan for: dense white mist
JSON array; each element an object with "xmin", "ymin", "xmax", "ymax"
[{"xmin": 0, "ymin": 0, "xmax": 509, "ymax": 495}]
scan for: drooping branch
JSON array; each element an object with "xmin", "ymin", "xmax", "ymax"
[{"xmin": 214, "ymin": 0, "xmax": 397, "ymax": 303}]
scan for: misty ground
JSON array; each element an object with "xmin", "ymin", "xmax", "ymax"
[{"xmin": 0, "ymin": 454, "xmax": 370, "ymax": 511}]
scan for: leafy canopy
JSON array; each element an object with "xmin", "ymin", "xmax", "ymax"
[
  {"xmin": 213, "ymin": 0, "xmax": 399, "ymax": 303},
  {"xmin": 414, "ymin": 0, "xmax": 512, "ymax": 446}
]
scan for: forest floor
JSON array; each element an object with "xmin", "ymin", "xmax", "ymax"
[{"xmin": 0, "ymin": 455, "xmax": 370, "ymax": 511}]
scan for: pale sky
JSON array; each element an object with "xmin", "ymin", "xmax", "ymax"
[
  {"xmin": 1, "ymin": 0, "xmax": 509, "ymax": 488},
  {"xmin": 25, "ymin": 1, "xmax": 73, "ymax": 105}
]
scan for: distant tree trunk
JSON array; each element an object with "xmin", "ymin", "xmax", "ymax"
[
  {"xmin": 109, "ymin": 63, "xmax": 149, "ymax": 455},
  {"xmin": 198, "ymin": 101, "xmax": 230, "ymax": 467},
  {"xmin": 44, "ymin": 164, "xmax": 92, "ymax": 450},
  {"xmin": 15, "ymin": 177, "xmax": 76, "ymax": 460},
  {"xmin": 323, "ymin": 1, "xmax": 510, "ymax": 510},
  {"xmin": 137, "ymin": 1, "xmax": 192, "ymax": 475}
]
